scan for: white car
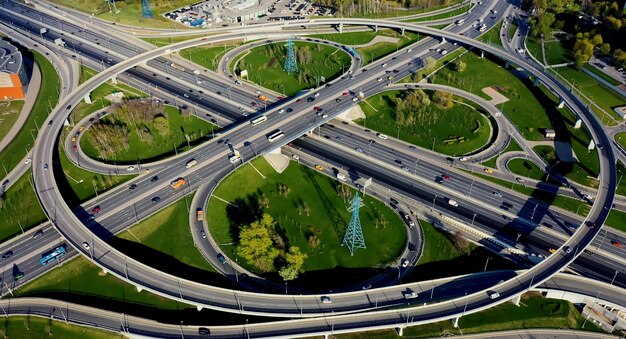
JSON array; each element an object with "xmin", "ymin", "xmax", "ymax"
[
  {"xmin": 127, "ymin": 166, "xmax": 135, "ymax": 171},
  {"xmin": 489, "ymin": 292, "xmax": 500, "ymax": 299},
  {"xmin": 377, "ymin": 133, "xmax": 388, "ymax": 140},
  {"xmin": 314, "ymin": 93, "xmax": 320, "ymax": 97},
  {"xmin": 292, "ymin": 154, "xmax": 300, "ymax": 160},
  {"xmin": 82, "ymin": 242, "xmax": 90, "ymax": 250},
  {"xmin": 278, "ymin": 109, "xmax": 285, "ymax": 114},
  {"xmin": 321, "ymin": 296, "xmax": 332, "ymax": 304},
  {"xmin": 381, "ymin": 63, "xmax": 387, "ymax": 68},
  {"xmin": 25, "ymin": 158, "xmax": 32, "ymax": 165},
  {"xmin": 401, "ymin": 259, "xmax": 410, "ymax": 267}
]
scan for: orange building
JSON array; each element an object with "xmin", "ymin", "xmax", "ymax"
[{"xmin": 0, "ymin": 40, "xmax": 28, "ymax": 100}]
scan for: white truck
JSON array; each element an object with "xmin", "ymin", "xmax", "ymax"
[
  {"xmin": 229, "ymin": 150, "xmax": 241, "ymax": 163},
  {"xmin": 336, "ymin": 173, "xmax": 347, "ymax": 181},
  {"xmin": 403, "ymin": 289, "xmax": 418, "ymax": 299},
  {"xmin": 54, "ymin": 38, "xmax": 65, "ymax": 47}
]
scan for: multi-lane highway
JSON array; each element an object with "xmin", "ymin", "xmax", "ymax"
[{"xmin": 0, "ymin": 0, "xmax": 623, "ymax": 334}]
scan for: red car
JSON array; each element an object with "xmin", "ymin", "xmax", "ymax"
[
  {"xmin": 296, "ymin": 98, "xmax": 302, "ymax": 103},
  {"xmin": 612, "ymin": 240, "xmax": 623, "ymax": 248},
  {"xmin": 92, "ymin": 206, "xmax": 101, "ymax": 213},
  {"xmin": 442, "ymin": 175, "xmax": 451, "ymax": 180},
  {"xmin": 314, "ymin": 106, "xmax": 322, "ymax": 111},
  {"xmin": 72, "ymin": 145, "xmax": 78, "ymax": 152},
  {"xmin": 342, "ymin": 92, "xmax": 349, "ymax": 96},
  {"xmin": 277, "ymin": 96, "xmax": 285, "ymax": 100}
]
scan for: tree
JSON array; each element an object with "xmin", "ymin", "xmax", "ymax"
[
  {"xmin": 591, "ymin": 34, "xmax": 603, "ymax": 46},
  {"xmin": 432, "ymin": 90, "xmax": 454, "ymax": 109},
  {"xmin": 153, "ymin": 116, "xmax": 170, "ymax": 136},
  {"xmin": 453, "ymin": 60, "xmax": 466, "ymax": 72},
  {"xmin": 237, "ymin": 214, "xmax": 280, "ymax": 272},
  {"xmin": 279, "ymin": 246, "xmax": 308, "ymax": 281},
  {"xmin": 599, "ymin": 43, "xmax": 611, "ymax": 56},
  {"xmin": 424, "ymin": 56, "xmax": 436, "ymax": 71}
]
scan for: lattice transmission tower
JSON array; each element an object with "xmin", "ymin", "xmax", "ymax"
[
  {"xmin": 283, "ymin": 36, "xmax": 298, "ymax": 75},
  {"xmin": 142, "ymin": 0, "xmax": 154, "ymax": 18},
  {"xmin": 342, "ymin": 192, "xmax": 366, "ymax": 256}
]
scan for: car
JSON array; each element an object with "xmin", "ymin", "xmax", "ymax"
[
  {"xmin": 502, "ymin": 202, "xmax": 513, "ymax": 209},
  {"xmin": 217, "ymin": 253, "xmax": 227, "ymax": 264},
  {"xmin": 151, "ymin": 196, "xmax": 161, "ymax": 203},
  {"xmin": 549, "ymin": 248, "xmax": 557, "ymax": 253},
  {"xmin": 235, "ymin": 80, "xmax": 242, "ymax": 85},
  {"xmin": 314, "ymin": 93, "xmax": 320, "ymax": 97},
  {"xmin": 484, "ymin": 168, "xmax": 494, "ymax": 174},
  {"xmin": 129, "ymin": 184, "xmax": 137, "ymax": 190},
  {"xmin": 342, "ymin": 92, "xmax": 349, "ymax": 96},
  {"xmin": 307, "ymin": 97, "xmax": 315, "ymax": 102},
  {"xmin": 362, "ymin": 284, "xmax": 372, "ymax": 290},
  {"xmin": 435, "ymin": 177, "xmax": 444, "ymax": 184},
  {"xmin": 78, "ymin": 125, "xmax": 85, "ymax": 131},
  {"xmin": 377, "ymin": 77, "xmax": 383, "ymax": 82},
  {"xmin": 586, "ymin": 221, "xmax": 596, "ymax": 228},
  {"xmin": 322, "ymin": 114, "xmax": 328, "ymax": 118},
  {"xmin": 390, "ymin": 198, "xmax": 399, "ymax": 205},
  {"xmin": 151, "ymin": 176, "xmax": 159, "ymax": 183},
  {"xmin": 313, "ymin": 106, "xmax": 322, "ymax": 111},
  {"xmin": 542, "ymin": 222, "xmax": 554, "ymax": 228},
  {"xmin": 25, "ymin": 158, "xmax": 32, "ymax": 165},
  {"xmin": 286, "ymin": 108, "xmax": 293, "ymax": 113},
  {"xmin": 401, "ymin": 259, "xmax": 410, "ymax": 267},
  {"xmin": 381, "ymin": 63, "xmax": 387, "ymax": 68},
  {"xmin": 442, "ymin": 175, "xmax": 450, "ymax": 180},
  {"xmin": 315, "ymin": 164, "xmax": 324, "ymax": 171},
  {"xmin": 335, "ymin": 136, "xmax": 342, "ymax": 141},
  {"xmin": 201, "ymin": 231, "xmax": 206, "ymax": 239},
  {"xmin": 82, "ymin": 242, "xmax": 90, "ymax": 250},
  {"xmin": 408, "ymin": 243, "xmax": 416, "ymax": 252},
  {"xmin": 296, "ymin": 98, "xmax": 302, "ymax": 103},
  {"xmin": 515, "ymin": 177, "xmax": 525, "ymax": 182},
  {"xmin": 355, "ymin": 147, "xmax": 363, "ymax": 153},
  {"xmin": 377, "ymin": 133, "xmax": 388, "ymax": 140},
  {"xmin": 400, "ymin": 166, "xmax": 409, "ymax": 172},
  {"xmin": 612, "ymin": 240, "xmax": 623, "ymax": 248},
  {"xmin": 564, "ymin": 246, "xmax": 573, "ymax": 254},
  {"xmin": 448, "ymin": 199, "xmax": 459, "ymax": 207},
  {"xmin": 71, "ymin": 137, "xmax": 76, "ymax": 142},
  {"xmin": 493, "ymin": 191, "xmax": 502, "ymax": 197},
  {"xmin": 2, "ymin": 251, "xmax": 13, "ymax": 259},
  {"xmin": 198, "ymin": 327, "xmax": 210, "ymax": 336},
  {"xmin": 278, "ymin": 109, "xmax": 285, "ymax": 114},
  {"xmin": 33, "ymin": 230, "xmax": 43, "ymax": 239},
  {"xmin": 92, "ymin": 206, "xmax": 101, "ymax": 213},
  {"xmin": 43, "ymin": 163, "xmax": 48, "ymax": 170},
  {"xmin": 127, "ymin": 166, "xmax": 135, "ymax": 171},
  {"xmin": 489, "ymin": 291, "xmax": 500, "ymax": 299},
  {"xmin": 72, "ymin": 145, "xmax": 78, "ymax": 152},
  {"xmin": 459, "ymin": 157, "xmax": 467, "ymax": 161},
  {"xmin": 321, "ymin": 296, "xmax": 332, "ymax": 304}
]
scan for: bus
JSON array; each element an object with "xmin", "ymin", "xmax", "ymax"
[
  {"xmin": 40, "ymin": 244, "xmax": 67, "ymax": 266},
  {"xmin": 170, "ymin": 63, "xmax": 186, "ymax": 72},
  {"xmin": 266, "ymin": 130, "xmax": 284, "ymax": 142},
  {"xmin": 250, "ymin": 115, "xmax": 267, "ymax": 126}
]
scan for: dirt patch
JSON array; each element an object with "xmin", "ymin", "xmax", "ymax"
[{"xmin": 481, "ymin": 86, "xmax": 510, "ymax": 105}]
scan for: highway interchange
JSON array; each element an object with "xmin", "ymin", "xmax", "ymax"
[{"xmin": 0, "ymin": 0, "xmax": 625, "ymax": 336}]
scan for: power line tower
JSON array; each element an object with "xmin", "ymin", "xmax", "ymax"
[
  {"xmin": 342, "ymin": 192, "xmax": 366, "ymax": 256},
  {"xmin": 142, "ymin": 0, "xmax": 154, "ymax": 18},
  {"xmin": 283, "ymin": 36, "xmax": 298, "ymax": 75}
]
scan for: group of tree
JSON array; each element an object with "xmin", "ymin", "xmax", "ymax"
[
  {"xmin": 315, "ymin": 0, "xmax": 456, "ymax": 17},
  {"xmin": 392, "ymin": 89, "xmax": 454, "ymax": 127},
  {"xmin": 527, "ymin": 0, "xmax": 626, "ymax": 68},
  {"xmin": 87, "ymin": 99, "xmax": 176, "ymax": 159},
  {"xmin": 236, "ymin": 214, "xmax": 308, "ymax": 281}
]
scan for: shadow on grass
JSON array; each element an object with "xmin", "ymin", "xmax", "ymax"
[
  {"xmin": 106, "ymin": 236, "xmax": 236, "ymax": 289},
  {"xmin": 15, "ymin": 291, "xmax": 276, "ymax": 325}
]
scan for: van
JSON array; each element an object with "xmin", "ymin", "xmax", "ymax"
[
  {"xmin": 321, "ymin": 296, "xmax": 332, "ymax": 304},
  {"xmin": 217, "ymin": 253, "xmax": 227, "ymax": 264},
  {"xmin": 186, "ymin": 159, "xmax": 197, "ymax": 168}
]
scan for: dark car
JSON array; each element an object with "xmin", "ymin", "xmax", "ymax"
[
  {"xmin": 151, "ymin": 176, "xmax": 159, "ymax": 183},
  {"xmin": 390, "ymin": 198, "xmax": 399, "ymax": 205},
  {"xmin": 217, "ymin": 253, "xmax": 227, "ymax": 264},
  {"xmin": 408, "ymin": 243, "xmax": 416, "ymax": 252},
  {"xmin": 92, "ymin": 206, "xmax": 101, "ymax": 213},
  {"xmin": 2, "ymin": 251, "xmax": 13, "ymax": 259},
  {"xmin": 129, "ymin": 184, "xmax": 137, "ymax": 190},
  {"xmin": 151, "ymin": 197, "xmax": 161, "ymax": 203},
  {"xmin": 33, "ymin": 230, "xmax": 43, "ymax": 239},
  {"xmin": 198, "ymin": 327, "xmax": 210, "ymax": 336}
]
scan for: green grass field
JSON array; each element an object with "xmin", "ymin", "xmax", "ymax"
[
  {"xmin": 477, "ymin": 20, "xmax": 503, "ymax": 47},
  {"xmin": 0, "ymin": 100, "xmax": 25, "ymax": 140},
  {"xmin": 0, "ymin": 170, "xmax": 46, "ymax": 242},
  {"xmin": 0, "ymin": 315, "xmax": 121, "ymax": 339},
  {"xmin": 181, "ymin": 43, "xmax": 241, "ymax": 71},
  {"xmin": 616, "ymin": 161, "xmax": 626, "ymax": 197},
  {"xmin": 0, "ymin": 52, "xmax": 59, "ymax": 176},
  {"xmin": 357, "ymin": 90, "xmax": 492, "ymax": 156},
  {"xmin": 553, "ymin": 66, "xmax": 625, "ymax": 124},
  {"xmin": 80, "ymin": 105, "xmax": 215, "ymax": 163},
  {"xmin": 55, "ymin": 0, "xmax": 197, "ymax": 28},
  {"xmin": 544, "ymin": 40, "xmax": 574, "ymax": 65},
  {"xmin": 616, "ymin": 132, "xmax": 626, "ymax": 150},
  {"xmin": 482, "ymin": 139, "xmax": 522, "ymax": 168},
  {"xmin": 507, "ymin": 158, "xmax": 545, "ymax": 181},
  {"xmin": 406, "ymin": 5, "xmax": 469, "ymax": 22},
  {"xmin": 525, "ymin": 37, "xmax": 543, "ymax": 64},
  {"xmin": 400, "ymin": 48, "xmax": 465, "ymax": 83},
  {"xmin": 357, "ymin": 32, "xmax": 421, "ymax": 66},
  {"xmin": 208, "ymin": 157, "xmax": 406, "ymax": 290},
  {"xmin": 507, "ymin": 21, "xmax": 518, "ymax": 41},
  {"xmin": 534, "ymin": 143, "xmax": 599, "ymax": 188},
  {"xmin": 310, "ymin": 30, "xmax": 399, "ymax": 46},
  {"xmin": 234, "ymin": 42, "xmax": 351, "ymax": 96}
]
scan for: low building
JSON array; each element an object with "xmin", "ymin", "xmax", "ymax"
[
  {"xmin": 543, "ymin": 129, "xmax": 556, "ymax": 139},
  {"xmin": 0, "ymin": 39, "xmax": 29, "ymax": 100}
]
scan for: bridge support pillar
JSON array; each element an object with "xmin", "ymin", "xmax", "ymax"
[
  {"xmin": 480, "ymin": 50, "xmax": 485, "ymax": 58},
  {"xmin": 338, "ymin": 23, "xmax": 343, "ymax": 34},
  {"xmin": 374, "ymin": 24, "xmax": 378, "ymax": 32},
  {"xmin": 84, "ymin": 92, "xmax": 92, "ymax": 104},
  {"xmin": 396, "ymin": 327, "xmax": 404, "ymax": 336},
  {"xmin": 533, "ymin": 77, "xmax": 540, "ymax": 86},
  {"xmin": 197, "ymin": 305, "xmax": 203, "ymax": 311},
  {"xmin": 512, "ymin": 294, "xmax": 521, "ymax": 306},
  {"xmin": 558, "ymin": 98, "xmax": 565, "ymax": 109},
  {"xmin": 504, "ymin": 61, "xmax": 510, "ymax": 69},
  {"xmin": 441, "ymin": 37, "xmax": 446, "ymax": 44},
  {"xmin": 401, "ymin": 28, "xmax": 405, "ymax": 36},
  {"xmin": 111, "ymin": 75, "xmax": 118, "ymax": 85},
  {"xmin": 452, "ymin": 316, "xmax": 460, "ymax": 328},
  {"xmin": 136, "ymin": 285, "xmax": 143, "ymax": 292}
]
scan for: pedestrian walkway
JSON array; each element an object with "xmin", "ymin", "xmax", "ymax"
[{"xmin": 0, "ymin": 63, "xmax": 41, "ymax": 153}]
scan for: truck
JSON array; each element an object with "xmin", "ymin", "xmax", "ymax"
[
  {"xmin": 170, "ymin": 178, "xmax": 186, "ymax": 189},
  {"xmin": 197, "ymin": 209, "xmax": 204, "ymax": 221},
  {"xmin": 54, "ymin": 38, "xmax": 65, "ymax": 47},
  {"xmin": 229, "ymin": 150, "xmax": 241, "ymax": 163},
  {"xmin": 185, "ymin": 159, "xmax": 197, "ymax": 168},
  {"xmin": 170, "ymin": 63, "xmax": 185, "ymax": 71},
  {"xmin": 403, "ymin": 289, "xmax": 418, "ymax": 299},
  {"xmin": 336, "ymin": 173, "xmax": 347, "ymax": 181},
  {"xmin": 258, "ymin": 95, "xmax": 268, "ymax": 102},
  {"xmin": 447, "ymin": 199, "xmax": 459, "ymax": 207}
]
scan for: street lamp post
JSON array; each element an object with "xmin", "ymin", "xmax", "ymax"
[
  {"xmin": 610, "ymin": 270, "xmax": 618, "ymax": 285},
  {"xmin": 471, "ymin": 213, "xmax": 477, "ymax": 227}
]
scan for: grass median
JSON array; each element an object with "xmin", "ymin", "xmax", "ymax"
[
  {"xmin": 357, "ymin": 31, "xmax": 421, "ymax": 66},
  {"xmin": 507, "ymin": 158, "xmax": 545, "ymax": 181},
  {"xmin": 482, "ymin": 139, "xmax": 523, "ymax": 169},
  {"xmin": 0, "ymin": 315, "xmax": 121, "ymax": 338},
  {"xmin": 0, "ymin": 100, "xmax": 25, "ymax": 140}
]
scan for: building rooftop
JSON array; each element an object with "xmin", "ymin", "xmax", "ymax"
[{"xmin": 0, "ymin": 40, "xmax": 23, "ymax": 76}]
